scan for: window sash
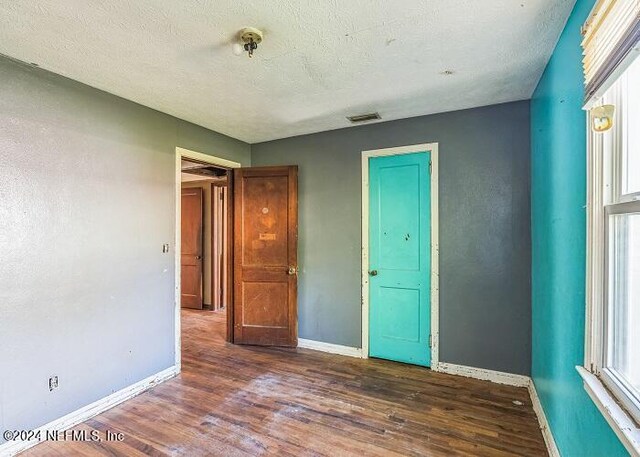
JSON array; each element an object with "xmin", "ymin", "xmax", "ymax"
[
  {"xmin": 598, "ymin": 194, "xmax": 640, "ymax": 427},
  {"xmin": 605, "ymin": 200, "xmax": 640, "ymax": 215},
  {"xmin": 600, "ymin": 74, "xmax": 640, "ymax": 205}
]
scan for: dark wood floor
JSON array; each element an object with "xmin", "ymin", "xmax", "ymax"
[{"xmin": 26, "ymin": 310, "xmax": 546, "ymax": 456}]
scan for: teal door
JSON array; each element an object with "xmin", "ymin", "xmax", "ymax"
[{"xmin": 369, "ymin": 151, "xmax": 431, "ymax": 367}]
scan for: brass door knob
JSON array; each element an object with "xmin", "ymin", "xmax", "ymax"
[{"xmin": 287, "ymin": 266, "xmax": 298, "ymax": 275}]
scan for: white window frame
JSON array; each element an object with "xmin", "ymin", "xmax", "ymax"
[{"xmin": 582, "ymin": 54, "xmax": 640, "ymax": 455}]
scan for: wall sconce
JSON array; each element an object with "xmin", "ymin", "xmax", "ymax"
[{"xmin": 591, "ymin": 104, "xmax": 615, "ymax": 132}]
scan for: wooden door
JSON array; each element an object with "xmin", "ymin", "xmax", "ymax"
[
  {"xmin": 181, "ymin": 187, "xmax": 204, "ymax": 309},
  {"xmin": 211, "ymin": 182, "xmax": 229, "ymax": 311},
  {"xmin": 211, "ymin": 183, "xmax": 224, "ymax": 310},
  {"xmin": 233, "ymin": 166, "xmax": 298, "ymax": 346},
  {"xmin": 369, "ymin": 152, "xmax": 431, "ymax": 366}
]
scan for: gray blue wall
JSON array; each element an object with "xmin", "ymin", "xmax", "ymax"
[
  {"xmin": 0, "ymin": 55, "xmax": 250, "ymax": 440},
  {"xmin": 252, "ymin": 101, "xmax": 532, "ymax": 375}
]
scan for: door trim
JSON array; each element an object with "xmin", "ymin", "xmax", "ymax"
[
  {"xmin": 175, "ymin": 147, "xmax": 241, "ymax": 371},
  {"xmin": 360, "ymin": 143, "xmax": 439, "ymax": 367},
  {"xmin": 211, "ymin": 180, "xmax": 228, "ymax": 312}
]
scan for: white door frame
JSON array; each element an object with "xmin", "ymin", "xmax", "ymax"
[
  {"xmin": 361, "ymin": 143, "xmax": 440, "ymax": 367},
  {"xmin": 174, "ymin": 147, "xmax": 241, "ymax": 371}
]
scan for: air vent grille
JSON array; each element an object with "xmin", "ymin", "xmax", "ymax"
[{"xmin": 347, "ymin": 112, "xmax": 381, "ymax": 123}]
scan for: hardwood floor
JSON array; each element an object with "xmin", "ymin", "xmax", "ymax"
[{"xmin": 25, "ymin": 310, "xmax": 546, "ymax": 456}]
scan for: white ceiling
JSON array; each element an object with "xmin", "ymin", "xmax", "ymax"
[{"xmin": 0, "ymin": 0, "xmax": 574, "ymax": 143}]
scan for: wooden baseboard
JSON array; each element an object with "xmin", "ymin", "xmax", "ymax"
[
  {"xmin": 436, "ymin": 362, "xmax": 530, "ymax": 387},
  {"xmin": 0, "ymin": 366, "xmax": 178, "ymax": 456},
  {"xmin": 528, "ymin": 379, "xmax": 561, "ymax": 457},
  {"xmin": 298, "ymin": 339, "xmax": 363, "ymax": 358}
]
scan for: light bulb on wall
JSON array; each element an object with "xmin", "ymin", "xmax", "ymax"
[{"xmin": 591, "ymin": 104, "xmax": 615, "ymax": 132}]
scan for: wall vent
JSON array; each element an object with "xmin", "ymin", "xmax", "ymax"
[{"xmin": 347, "ymin": 112, "xmax": 381, "ymax": 123}]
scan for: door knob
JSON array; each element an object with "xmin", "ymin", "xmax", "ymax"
[
  {"xmin": 369, "ymin": 270, "xmax": 378, "ymax": 276},
  {"xmin": 287, "ymin": 266, "xmax": 298, "ymax": 275},
  {"xmin": 196, "ymin": 255, "xmax": 202, "ymax": 260}
]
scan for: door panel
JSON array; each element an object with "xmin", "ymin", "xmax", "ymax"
[
  {"xmin": 233, "ymin": 166, "xmax": 298, "ymax": 346},
  {"xmin": 211, "ymin": 183, "xmax": 228, "ymax": 311},
  {"xmin": 241, "ymin": 175, "xmax": 289, "ymax": 265},
  {"xmin": 242, "ymin": 282, "xmax": 289, "ymax": 326},
  {"xmin": 181, "ymin": 187, "xmax": 204, "ymax": 309},
  {"xmin": 378, "ymin": 286, "xmax": 421, "ymax": 342},
  {"xmin": 369, "ymin": 152, "xmax": 431, "ymax": 366}
]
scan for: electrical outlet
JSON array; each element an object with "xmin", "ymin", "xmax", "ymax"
[{"xmin": 49, "ymin": 376, "xmax": 59, "ymax": 391}]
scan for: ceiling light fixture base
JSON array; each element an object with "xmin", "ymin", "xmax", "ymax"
[{"xmin": 239, "ymin": 27, "xmax": 263, "ymax": 58}]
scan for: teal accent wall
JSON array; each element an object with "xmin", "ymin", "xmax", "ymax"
[{"xmin": 530, "ymin": 0, "xmax": 627, "ymax": 455}]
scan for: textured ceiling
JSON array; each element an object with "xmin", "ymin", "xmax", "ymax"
[{"xmin": 0, "ymin": 0, "xmax": 574, "ymax": 143}]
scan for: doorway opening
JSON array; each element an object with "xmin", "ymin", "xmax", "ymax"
[
  {"xmin": 174, "ymin": 148, "xmax": 300, "ymax": 371},
  {"xmin": 181, "ymin": 158, "xmax": 229, "ymax": 312},
  {"xmin": 175, "ymin": 148, "xmax": 240, "ymax": 369}
]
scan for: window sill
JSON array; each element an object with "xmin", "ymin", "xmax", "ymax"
[{"xmin": 576, "ymin": 366, "xmax": 640, "ymax": 455}]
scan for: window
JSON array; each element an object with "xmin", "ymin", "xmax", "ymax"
[
  {"xmin": 580, "ymin": 0, "xmax": 640, "ymax": 450},
  {"xmin": 586, "ymin": 54, "xmax": 640, "ymax": 426}
]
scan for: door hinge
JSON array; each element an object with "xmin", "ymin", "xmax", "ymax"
[
  {"xmin": 429, "ymin": 334, "xmax": 433, "ymax": 348},
  {"xmin": 429, "ymin": 161, "xmax": 432, "ymax": 174}
]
